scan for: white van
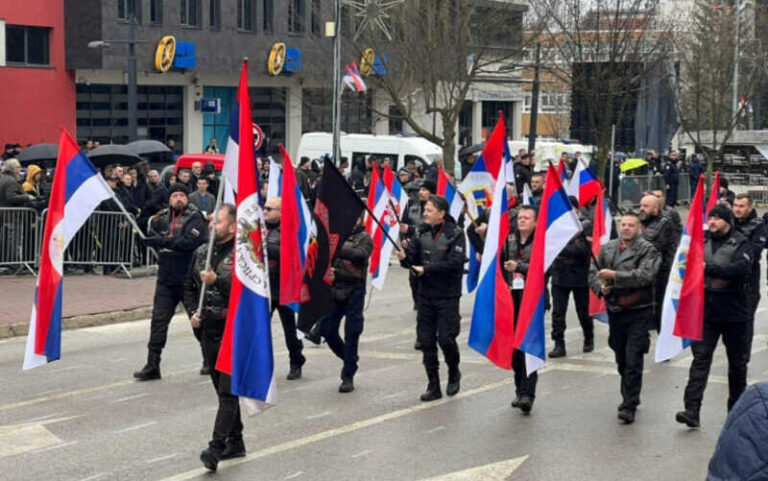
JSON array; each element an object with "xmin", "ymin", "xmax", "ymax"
[
  {"xmin": 297, "ymin": 132, "xmax": 443, "ymax": 172},
  {"xmin": 507, "ymin": 139, "xmax": 594, "ymax": 171}
]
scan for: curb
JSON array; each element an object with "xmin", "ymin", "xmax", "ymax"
[{"xmin": 0, "ymin": 306, "xmax": 152, "ymax": 340}]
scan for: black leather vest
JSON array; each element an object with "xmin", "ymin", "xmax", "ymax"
[
  {"xmin": 417, "ymin": 225, "xmax": 453, "ymax": 267},
  {"xmin": 705, "ymin": 236, "xmax": 739, "ymax": 291}
]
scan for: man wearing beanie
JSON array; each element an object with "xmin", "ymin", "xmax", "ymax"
[
  {"xmin": 134, "ymin": 183, "xmax": 209, "ymax": 381},
  {"xmin": 676, "ymin": 203, "xmax": 752, "ymax": 428}
]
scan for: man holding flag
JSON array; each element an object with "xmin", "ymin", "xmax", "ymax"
[
  {"xmin": 590, "ymin": 212, "xmax": 660, "ymax": 424},
  {"xmin": 676, "ymin": 204, "xmax": 752, "ymax": 428}
]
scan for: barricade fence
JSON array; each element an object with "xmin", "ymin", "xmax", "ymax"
[
  {"xmin": 617, "ymin": 175, "xmax": 692, "ymax": 207},
  {"xmin": 0, "ymin": 208, "xmax": 151, "ymax": 276}
]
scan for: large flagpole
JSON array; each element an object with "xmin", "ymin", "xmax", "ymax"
[
  {"xmin": 331, "ymin": 0, "xmax": 342, "ymax": 165},
  {"xmin": 195, "ymin": 173, "xmax": 227, "ymax": 315}
]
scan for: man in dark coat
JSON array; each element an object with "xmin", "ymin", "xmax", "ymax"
[
  {"xmin": 639, "ymin": 194, "xmax": 677, "ymax": 332},
  {"xmin": 663, "ymin": 151, "xmax": 680, "ymax": 207}
]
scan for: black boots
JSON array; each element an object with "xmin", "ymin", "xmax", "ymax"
[
  {"xmin": 199, "ymin": 361, "xmax": 210, "ymax": 376},
  {"xmin": 618, "ymin": 406, "xmax": 635, "ymax": 424},
  {"xmin": 200, "ymin": 447, "xmax": 221, "ymax": 472},
  {"xmin": 339, "ymin": 377, "xmax": 355, "ymax": 393},
  {"xmin": 219, "ymin": 439, "xmax": 246, "ymax": 460},
  {"xmin": 286, "ymin": 365, "xmax": 302, "ymax": 381},
  {"xmin": 548, "ymin": 341, "xmax": 566, "ymax": 358},
  {"xmin": 583, "ymin": 336, "xmax": 594, "ymax": 353},
  {"xmin": 420, "ymin": 371, "xmax": 442, "ymax": 402},
  {"xmin": 133, "ymin": 352, "xmax": 161, "ymax": 381},
  {"xmin": 675, "ymin": 409, "xmax": 700, "ymax": 428},
  {"xmin": 446, "ymin": 367, "xmax": 461, "ymax": 397}
]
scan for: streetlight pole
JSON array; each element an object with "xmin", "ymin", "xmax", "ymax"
[
  {"xmin": 127, "ymin": 14, "xmax": 138, "ymax": 142},
  {"xmin": 331, "ymin": 0, "xmax": 342, "ymax": 165},
  {"xmin": 731, "ymin": 0, "xmax": 741, "ymax": 123},
  {"xmin": 528, "ymin": 43, "xmax": 541, "ymax": 153}
]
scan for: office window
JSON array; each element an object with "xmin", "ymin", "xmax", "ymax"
[
  {"xmin": 209, "ymin": 0, "xmax": 220, "ymax": 29},
  {"xmin": 311, "ymin": 0, "xmax": 321, "ymax": 35},
  {"xmin": 181, "ymin": 0, "xmax": 200, "ymax": 26},
  {"xmin": 118, "ymin": 0, "xmax": 141, "ymax": 21},
  {"xmin": 5, "ymin": 26, "xmax": 50, "ymax": 66},
  {"xmin": 237, "ymin": 0, "xmax": 254, "ymax": 31},
  {"xmin": 150, "ymin": 0, "xmax": 163, "ymax": 24},
  {"xmin": 263, "ymin": 0, "xmax": 273, "ymax": 33},
  {"xmin": 288, "ymin": 0, "xmax": 306, "ymax": 34}
]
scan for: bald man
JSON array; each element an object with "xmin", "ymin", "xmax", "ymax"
[
  {"xmin": 264, "ymin": 197, "xmax": 306, "ymax": 380},
  {"xmin": 639, "ymin": 195, "xmax": 677, "ymax": 332}
]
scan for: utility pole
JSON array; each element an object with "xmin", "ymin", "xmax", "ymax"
[
  {"xmin": 731, "ymin": 0, "xmax": 741, "ymax": 123},
  {"xmin": 127, "ymin": 14, "xmax": 138, "ymax": 142},
  {"xmin": 528, "ymin": 43, "xmax": 541, "ymax": 153},
  {"xmin": 331, "ymin": 0, "xmax": 342, "ymax": 164}
]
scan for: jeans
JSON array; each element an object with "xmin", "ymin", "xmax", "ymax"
[
  {"xmin": 272, "ymin": 304, "xmax": 305, "ymax": 368},
  {"xmin": 317, "ymin": 287, "xmax": 365, "ymax": 380},
  {"xmin": 608, "ymin": 308, "xmax": 651, "ymax": 409}
]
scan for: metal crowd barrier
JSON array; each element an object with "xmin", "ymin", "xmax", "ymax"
[
  {"xmin": 40, "ymin": 209, "xmax": 136, "ymax": 277},
  {"xmin": 0, "ymin": 207, "xmax": 40, "ymax": 275},
  {"xmin": 618, "ymin": 175, "xmax": 692, "ymax": 207}
]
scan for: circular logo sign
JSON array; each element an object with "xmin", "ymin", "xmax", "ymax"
[
  {"xmin": 252, "ymin": 123, "xmax": 264, "ymax": 150},
  {"xmin": 154, "ymin": 36, "xmax": 176, "ymax": 73},
  {"xmin": 360, "ymin": 48, "xmax": 375, "ymax": 76},
  {"xmin": 267, "ymin": 43, "xmax": 286, "ymax": 76}
]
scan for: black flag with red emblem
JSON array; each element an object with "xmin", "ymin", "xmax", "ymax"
[{"xmin": 297, "ymin": 161, "xmax": 365, "ymax": 333}]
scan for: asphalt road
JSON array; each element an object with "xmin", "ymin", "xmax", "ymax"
[{"xmin": 1, "ymin": 267, "xmax": 766, "ymax": 481}]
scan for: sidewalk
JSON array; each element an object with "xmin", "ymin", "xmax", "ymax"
[{"xmin": 0, "ymin": 274, "xmax": 157, "ymax": 338}]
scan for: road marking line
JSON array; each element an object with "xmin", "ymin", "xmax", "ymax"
[
  {"xmin": 50, "ymin": 365, "xmax": 83, "ymax": 373},
  {"xmin": 417, "ymin": 455, "xmax": 529, "ymax": 480},
  {"xmin": 113, "ymin": 421, "xmax": 157, "ymax": 434},
  {"xmin": 109, "ymin": 357, "xmax": 128, "ymax": 363},
  {"xmin": 425, "ymin": 425, "xmax": 445, "ymax": 434},
  {"xmin": 111, "ymin": 393, "xmax": 149, "ymax": 404},
  {"xmin": 350, "ymin": 449, "xmax": 373, "ymax": 458},
  {"xmin": 305, "ymin": 411, "xmax": 332, "ymax": 420},
  {"xmin": 366, "ymin": 365, "xmax": 399, "ymax": 375},
  {"xmin": 284, "ymin": 472, "xmax": 304, "ymax": 480},
  {"xmin": 29, "ymin": 440, "xmax": 78, "ymax": 454},
  {"xmin": 196, "ymin": 380, "xmax": 211, "ymax": 386},
  {"xmin": 17, "ymin": 413, "xmax": 60, "ymax": 423},
  {"xmin": 148, "ymin": 453, "xmax": 180, "ymax": 464},
  {"xmin": 157, "ymin": 378, "xmax": 513, "ymax": 481},
  {"xmin": 79, "ymin": 472, "xmax": 111, "ymax": 481},
  {"xmin": 381, "ymin": 390, "xmax": 408, "ymax": 400},
  {"xmin": 35, "ymin": 388, "xmax": 63, "ymax": 396}
]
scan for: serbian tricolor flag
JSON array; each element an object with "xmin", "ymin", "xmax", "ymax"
[
  {"xmin": 655, "ymin": 174, "xmax": 706, "ymax": 362},
  {"xmin": 522, "ymin": 183, "xmax": 536, "ymax": 206},
  {"xmin": 704, "ymin": 170, "xmax": 720, "ymax": 228},
  {"xmin": 513, "ymin": 164, "xmax": 583, "ymax": 375},
  {"xmin": 365, "ymin": 163, "xmax": 381, "ymax": 237},
  {"xmin": 567, "ymin": 157, "xmax": 602, "ymax": 207},
  {"xmin": 369, "ymin": 165, "xmax": 403, "ymax": 290},
  {"xmin": 343, "ymin": 62, "xmax": 367, "ymax": 92},
  {"xmin": 216, "ymin": 61, "xmax": 276, "ymax": 414},
  {"xmin": 436, "ymin": 165, "xmax": 464, "ymax": 221},
  {"xmin": 588, "ymin": 189, "xmax": 613, "ymax": 323},
  {"xmin": 468, "ymin": 142, "xmax": 514, "ymax": 369},
  {"xmin": 457, "ymin": 116, "xmax": 508, "ymax": 220},
  {"xmin": 278, "ymin": 144, "xmax": 312, "ymax": 308},
  {"xmin": 23, "ymin": 128, "xmax": 114, "ymax": 370},
  {"xmin": 267, "ymin": 157, "xmax": 282, "ymax": 200},
  {"xmin": 556, "ymin": 160, "xmax": 568, "ymax": 183}
]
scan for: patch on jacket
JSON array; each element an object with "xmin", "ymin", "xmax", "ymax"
[
  {"xmin": 190, "ymin": 228, "xmax": 200, "ymax": 238},
  {"xmin": 455, "ymin": 245, "xmax": 464, "ymax": 253}
]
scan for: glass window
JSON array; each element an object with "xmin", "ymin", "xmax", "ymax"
[
  {"xmin": 311, "ymin": 0, "xmax": 321, "ymax": 35},
  {"xmin": 288, "ymin": 0, "xmax": 306, "ymax": 34},
  {"xmin": 150, "ymin": 0, "xmax": 163, "ymax": 24},
  {"xmin": 237, "ymin": 0, "xmax": 253, "ymax": 31},
  {"xmin": 209, "ymin": 0, "xmax": 220, "ymax": 29},
  {"xmin": 118, "ymin": 0, "xmax": 126, "ymax": 19},
  {"xmin": 118, "ymin": 0, "xmax": 141, "ymax": 21},
  {"xmin": 263, "ymin": 0, "xmax": 273, "ymax": 33},
  {"xmin": 5, "ymin": 26, "xmax": 49, "ymax": 66},
  {"xmin": 181, "ymin": 0, "xmax": 200, "ymax": 26},
  {"xmin": 302, "ymin": 88, "xmax": 372, "ymax": 135}
]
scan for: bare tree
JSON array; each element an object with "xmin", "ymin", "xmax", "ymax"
[
  {"xmin": 346, "ymin": 0, "xmax": 530, "ymax": 173},
  {"xmin": 527, "ymin": 0, "xmax": 674, "ymax": 180},
  {"xmin": 675, "ymin": 0, "xmax": 767, "ymax": 177}
]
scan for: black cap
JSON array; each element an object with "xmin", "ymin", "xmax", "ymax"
[
  {"xmin": 168, "ymin": 183, "xmax": 190, "ymax": 196},
  {"xmin": 421, "ymin": 180, "xmax": 437, "ymax": 194},
  {"xmin": 708, "ymin": 204, "xmax": 733, "ymax": 224}
]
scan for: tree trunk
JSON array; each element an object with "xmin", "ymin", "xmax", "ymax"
[{"xmin": 441, "ymin": 114, "xmax": 457, "ymax": 175}]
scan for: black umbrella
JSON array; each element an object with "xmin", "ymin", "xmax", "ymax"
[
  {"xmin": 17, "ymin": 143, "xmax": 59, "ymax": 166},
  {"xmin": 126, "ymin": 139, "xmax": 172, "ymax": 157},
  {"xmin": 458, "ymin": 142, "xmax": 485, "ymax": 157},
  {"xmin": 87, "ymin": 144, "xmax": 143, "ymax": 167}
]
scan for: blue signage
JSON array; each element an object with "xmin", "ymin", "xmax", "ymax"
[
  {"xmin": 200, "ymin": 98, "xmax": 220, "ymax": 113},
  {"xmin": 173, "ymin": 41, "xmax": 197, "ymax": 69},
  {"xmin": 284, "ymin": 48, "xmax": 302, "ymax": 73}
]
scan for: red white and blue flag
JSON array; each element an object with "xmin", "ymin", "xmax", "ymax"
[
  {"xmin": 436, "ymin": 165, "xmax": 464, "ymax": 221},
  {"xmin": 278, "ymin": 145, "xmax": 312, "ymax": 309},
  {"xmin": 369, "ymin": 164, "xmax": 404, "ymax": 290},
  {"xmin": 343, "ymin": 62, "xmax": 367, "ymax": 92},
  {"xmin": 468, "ymin": 134, "xmax": 515, "ymax": 369},
  {"xmin": 566, "ymin": 157, "xmax": 602, "ymax": 207},
  {"xmin": 704, "ymin": 170, "xmax": 720, "ymax": 228},
  {"xmin": 457, "ymin": 118, "xmax": 508, "ymax": 220},
  {"xmin": 522, "ymin": 183, "xmax": 536, "ymax": 206},
  {"xmin": 588, "ymin": 189, "xmax": 613, "ymax": 323},
  {"xmin": 267, "ymin": 157, "xmax": 282, "ymax": 200},
  {"xmin": 437, "ymin": 164, "xmax": 479, "ymax": 293},
  {"xmin": 23, "ymin": 128, "xmax": 114, "ymax": 370},
  {"xmin": 655, "ymin": 174, "xmax": 706, "ymax": 362},
  {"xmin": 513, "ymin": 164, "xmax": 583, "ymax": 375},
  {"xmin": 216, "ymin": 61, "xmax": 276, "ymax": 414}
]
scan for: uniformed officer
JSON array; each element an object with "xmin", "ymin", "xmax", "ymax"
[
  {"xmin": 182, "ymin": 204, "xmax": 243, "ymax": 472},
  {"xmin": 134, "ymin": 183, "xmax": 208, "ymax": 381},
  {"xmin": 502, "ymin": 205, "xmax": 539, "ymax": 413},
  {"xmin": 264, "ymin": 197, "xmax": 306, "ymax": 381},
  {"xmin": 639, "ymin": 194, "xmax": 677, "ymax": 332},
  {"xmin": 317, "ymin": 215, "xmax": 373, "ymax": 393},
  {"xmin": 549, "ymin": 199, "xmax": 594, "ymax": 358},
  {"xmin": 397, "ymin": 195, "xmax": 465, "ymax": 402},
  {"xmin": 676, "ymin": 204, "xmax": 753, "ymax": 428},
  {"xmin": 590, "ymin": 212, "xmax": 660, "ymax": 424},
  {"xmin": 732, "ymin": 193, "xmax": 766, "ymax": 357}
]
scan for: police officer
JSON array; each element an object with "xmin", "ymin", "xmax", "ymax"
[
  {"xmin": 639, "ymin": 194, "xmax": 677, "ymax": 332},
  {"xmin": 549, "ymin": 199, "xmax": 594, "ymax": 358},
  {"xmin": 134, "ymin": 183, "xmax": 208, "ymax": 381},
  {"xmin": 676, "ymin": 205, "xmax": 753, "ymax": 428},
  {"xmin": 397, "ymin": 195, "xmax": 465, "ymax": 402},
  {"xmin": 401, "ymin": 180, "xmax": 435, "ymax": 350},
  {"xmin": 264, "ymin": 197, "xmax": 306, "ymax": 380},
  {"xmin": 590, "ymin": 212, "xmax": 660, "ymax": 424},
  {"xmin": 503, "ymin": 206, "xmax": 538, "ymax": 413},
  {"xmin": 182, "ymin": 204, "xmax": 243, "ymax": 472},
  {"xmin": 317, "ymin": 215, "xmax": 373, "ymax": 393},
  {"xmin": 732, "ymin": 193, "xmax": 766, "ymax": 357}
]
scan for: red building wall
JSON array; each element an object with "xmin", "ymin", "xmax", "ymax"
[{"xmin": 0, "ymin": 1, "xmax": 76, "ymax": 147}]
